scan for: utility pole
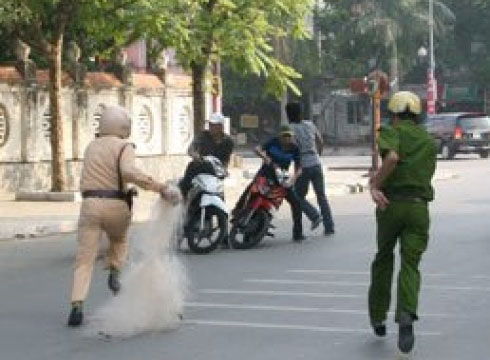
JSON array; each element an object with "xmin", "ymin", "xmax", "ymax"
[{"xmin": 427, "ymin": 0, "xmax": 437, "ymax": 114}]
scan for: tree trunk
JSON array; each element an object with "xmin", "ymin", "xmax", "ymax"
[
  {"xmin": 191, "ymin": 62, "xmax": 207, "ymax": 134},
  {"xmin": 48, "ymin": 36, "xmax": 67, "ymax": 191},
  {"xmin": 280, "ymin": 91, "xmax": 288, "ymax": 125}
]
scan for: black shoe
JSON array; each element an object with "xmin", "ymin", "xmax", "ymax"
[
  {"xmin": 108, "ymin": 269, "xmax": 121, "ymax": 295},
  {"xmin": 311, "ymin": 216, "xmax": 322, "ymax": 231},
  {"xmin": 324, "ymin": 229, "xmax": 335, "ymax": 236},
  {"xmin": 398, "ymin": 313, "xmax": 415, "ymax": 354},
  {"xmin": 293, "ymin": 235, "xmax": 306, "ymax": 242},
  {"xmin": 371, "ymin": 321, "xmax": 386, "ymax": 337},
  {"xmin": 67, "ymin": 305, "xmax": 83, "ymax": 327}
]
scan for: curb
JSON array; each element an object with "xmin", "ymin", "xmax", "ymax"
[
  {"xmin": 0, "ymin": 220, "xmax": 78, "ymax": 241},
  {"xmin": 12, "ymin": 167, "xmax": 458, "ymax": 241}
]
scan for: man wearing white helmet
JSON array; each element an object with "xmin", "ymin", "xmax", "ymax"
[
  {"xmin": 179, "ymin": 112, "xmax": 234, "ymax": 197},
  {"xmin": 67, "ymin": 105, "xmax": 181, "ymax": 327},
  {"xmin": 367, "ymin": 91, "xmax": 437, "ymax": 354}
]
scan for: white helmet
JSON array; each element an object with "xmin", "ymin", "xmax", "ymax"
[
  {"xmin": 388, "ymin": 91, "xmax": 422, "ymax": 115},
  {"xmin": 208, "ymin": 112, "xmax": 225, "ymax": 125},
  {"xmin": 99, "ymin": 105, "xmax": 131, "ymax": 139}
]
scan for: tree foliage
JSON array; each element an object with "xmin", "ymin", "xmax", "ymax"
[{"xmin": 146, "ymin": 0, "xmax": 313, "ymax": 98}]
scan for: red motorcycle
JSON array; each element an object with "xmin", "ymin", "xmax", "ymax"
[{"xmin": 229, "ymin": 164, "xmax": 289, "ymax": 249}]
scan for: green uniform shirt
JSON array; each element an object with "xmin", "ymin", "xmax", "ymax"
[{"xmin": 377, "ymin": 119, "xmax": 437, "ymax": 201}]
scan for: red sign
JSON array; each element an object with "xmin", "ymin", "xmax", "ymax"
[{"xmin": 427, "ymin": 70, "xmax": 437, "ymax": 114}]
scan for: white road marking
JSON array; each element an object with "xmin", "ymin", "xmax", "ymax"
[
  {"xmin": 288, "ymin": 270, "xmax": 370, "ymax": 275},
  {"xmin": 185, "ymin": 302, "xmax": 459, "ymax": 318},
  {"xmin": 198, "ymin": 289, "xmax": 362, "ymax": 298},
  {"xmin": 183, "ymin": 319, "xmax": 442, "ymax": 336},
  {"xmin": 246, "ymin": 279, "xmax": 367, "ymax": 286},
  {"xmin": 288, "ymin": 269, "xmax": 490, "ymax": 280},
  {"xmin": 246, "ymin": 279, "xmax": 490, "ymax": 292}
]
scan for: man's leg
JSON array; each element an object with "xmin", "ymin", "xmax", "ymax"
[
  {"xmin": 295, "ymin": 170, "xmax": 309, "ymax": 199},
  {"xmin": 232, "ymin": 182, "xmax": 252, "ymax": 218},
  {"xmin": 71, "ymin": 218, "xmax": 101, "ymax": 303},
  {"xmin": 310, "ymin": 165, "xmax": 335, "ymax": 233},
  {"xmin": 178, "ymin": 160, "xmax": 202, "ymax": 197},
  {"xmin": 396, "ymin": 202, "xmax": 430, "ymax": 321},
  {"xmin": 103, "ymin": 201, "xmax": 131, "ymax": 295},
  {"xmin": 368, "ymin": 204, "xmax": 402, "ymax": 326},
  {"xmin": 295, "ymin": 168, "xmax": 321, "ymax": 230},
  {"xmin": 285, "ymin": 189, "xmax": 304, "ymax": 240},
  {"xmin": 395, "ymin": 202, "xmax": 429, "ymax": 353},
  {"xmin": 69, "ymin": 210, "xmax": 102, "ymax": 326}
]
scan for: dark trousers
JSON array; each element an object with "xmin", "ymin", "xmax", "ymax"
[
  {"xmin": 178, "ymin": 160, "xmax": 215, "ymax": 197},
  {"xmin": 295, "ymin": 165, "xmax": 334, "ymax": 232},
  {"xmin": 369, "ymin": 201, "xmax": 429, "ymax": 323}
]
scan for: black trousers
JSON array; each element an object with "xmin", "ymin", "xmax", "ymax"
[{"xmin": 179, "ymin": 160, "xmax": 215, "ymax": 197}]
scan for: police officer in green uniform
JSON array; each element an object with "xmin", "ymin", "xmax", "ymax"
[{"xmin": 367, "ymin": 91, "xmax": 437, "ymax": 354}]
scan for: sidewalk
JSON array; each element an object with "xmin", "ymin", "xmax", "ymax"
[{"xmin": 0, "ymin": 155, "xmax": 457, "ymax": 241}]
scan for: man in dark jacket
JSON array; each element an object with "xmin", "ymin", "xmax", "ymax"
[
  {"xmin": 179, "ymin": 113, "xmax": 234, "ymax": 197},
  {"xmin": 233, "ymin": 125, "xmax": 320, "ymax": 241}
]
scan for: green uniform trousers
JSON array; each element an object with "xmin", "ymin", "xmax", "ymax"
[{"xmin": 368, "ymin": 200, "xmax": 430, "ymax": 323}]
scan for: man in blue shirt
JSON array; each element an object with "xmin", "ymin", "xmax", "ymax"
[{"xmin": 233, "ymin": 125, "xmax": 320, "ymax": 241}]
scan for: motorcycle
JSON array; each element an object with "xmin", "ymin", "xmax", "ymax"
[
  {"xmin": 229, "ymin": 164, "xmax": 289, "ymax": 250},
  {"xmin": 184, "ymin": 156, "xmax": 228, "ymax": 254}
]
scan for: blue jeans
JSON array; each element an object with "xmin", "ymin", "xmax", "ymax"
[{"xmin": 295, "ymin": 165, "xmax": 335, "ymax": 232}]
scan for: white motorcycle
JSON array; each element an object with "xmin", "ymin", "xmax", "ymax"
[{"xmin": 184, "ymin": 156, "xmax": 228, "ymax": 254}]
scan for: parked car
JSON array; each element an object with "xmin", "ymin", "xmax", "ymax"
[{"xmin": 424, "ymin": 112, "xmax": 490, "ymax": 159}]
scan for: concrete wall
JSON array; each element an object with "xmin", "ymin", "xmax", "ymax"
[
  {"xmin": 0, "ymin": 155, "xmax": 191, "ymax": 193},
  {"xmin": 0, "ymin": 84, "xmax": 22, "ymax": 162},
  {"xmin": 0, "ymin": 64, "xmax": 202, "ymax": 192}
]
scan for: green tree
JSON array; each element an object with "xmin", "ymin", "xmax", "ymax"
[
  {"xmin": 353, "ymin": 0, "xmax": 454, "ymax": 91},
  {"xmin": 146, "ymin": 0, "xmax": 312, "ymax": 131},
  {"xmin": 0, "ymin": 0, "xmax": 148, "ymax": 191},
  {"xmin": 0, "ymin": 0, "xmax": 85, "ymax": 191},
  {"xmin": 436, "ymin": 0, "xmax": 490, "ymax": 86}
]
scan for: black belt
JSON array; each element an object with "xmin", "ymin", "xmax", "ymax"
[
  {"xmin": 388, "ymin": 195, "xmax": 426, "ymax": 203},
  {"xmin": 301, "ymin": 150, "xmax": 316, "ymax": 155},
  {"xmin": 82, "ymin": 190, "xmax": 126, "ymax": 200}
]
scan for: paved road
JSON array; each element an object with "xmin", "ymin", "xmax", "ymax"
[{"xmin": 1, "ymin": 155, "xmax": 490, "ymax": 360}]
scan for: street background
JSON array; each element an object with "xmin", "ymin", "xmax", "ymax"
[{"xmin": 1, "ymin": 153, "xmax": 488, "ymax": 360}]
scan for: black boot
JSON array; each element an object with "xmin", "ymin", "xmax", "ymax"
[
  {"xmin": 108, "ymin": 267, "xmax": 121, "ymax": 295},
  {"xmin": 371, "ymin": 321, "xmax": 386, "ymax": 337},
  {"xmin": 67, "ymin": 302, "xmax": 83, "ymax": 327},
  {"xmin": 398, "ymin": 312, "xmax": 415, "ymax": 354}
]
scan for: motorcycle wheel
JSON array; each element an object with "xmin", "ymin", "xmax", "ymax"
[
  {"xmin": 229, "ymin": 208, "xmax": 270, "ymax": 250},
  {"xmin": 186, "ymin": 206, "xmax": 228, "ymax": 254}
]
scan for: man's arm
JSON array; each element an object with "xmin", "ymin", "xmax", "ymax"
[
  {"xmin": 222, "ymin": 138, "xmax": 234, "ymax": 168},
  {"xmin": 187, "ymin": 135, "xmax": 203, "ymax": 160},
  {"xmin": 120, "ymin": 145, "xmax": 181, "ymax": 204},
  {"xmin": 312, "ymin": 123, "xmax": 324, "ymax": 155},
  {"xmin": 369, "ymin": 150, "xmax": 399, "ymax": 209},
  {"xmin": 290, "ymin": 163, "xmax": 303, "ymax": 185},
  {"xmin": 286, "ymin": 148, "xmax": 302, "ymax": 187}
]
